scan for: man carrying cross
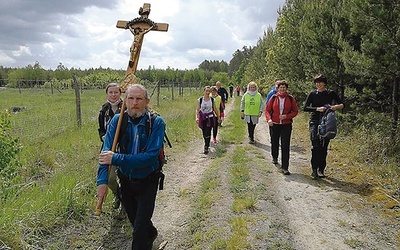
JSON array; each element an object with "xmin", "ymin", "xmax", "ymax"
[
  {"xmin": 98, "ymin": 84, "xmax": 165, "ymax": 249},
  {"xmin": 95, "ymin": 3, "xmax": 168, "ymax": 249}
]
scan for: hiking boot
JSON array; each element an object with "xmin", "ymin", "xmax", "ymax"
[
  {"xmin": 317, "ymin": 170, "xmax": 326, "ymax": 178},
  {"xmin": 213, "ymin": 138, "xmax": 217, "ymax": 143},
  {"xmin": 116, "ymin": 207, "xmax": 127, "ymax": 220},
  {"xmin": 249, "ymin": 138, "xmax": 255, "ymax": 144},
  {"xmin": 311, "ymin": 171, "xmax": 319, "ymax": 180},
  {"xmin": 204, "ymin": 146, "xmax": 209, "ymax": 154},
  {"xmin": 272, "ymin": 158, "xmax": 278, "ymax": 164},
  {"xmin": 112, "ymin": 195, "xmax": 121, "ymax": 209},
  {"xmin": 282, "ymin": 169, "xmax": 290, "ymax": 175}
]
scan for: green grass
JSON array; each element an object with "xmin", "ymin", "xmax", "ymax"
[{"xmin": 185, "ymin": 97, "xmax": 266, "ymax": 249}]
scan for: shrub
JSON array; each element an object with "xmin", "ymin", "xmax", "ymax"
[{"xmin": 0, "ymin": 110, "xmax": 22, "ymax": 201}]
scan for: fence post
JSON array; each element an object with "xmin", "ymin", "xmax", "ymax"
[
  {"xmin": 171, "ymin": 82, "xmax": 174, "ymax": 101},
  {"xmin": 72, "ymin": 74, "xmax": 82, "ymax": 128},
  {"xmin": 157, "ymin": 81, "xmax": 160, "ymax": 106}
]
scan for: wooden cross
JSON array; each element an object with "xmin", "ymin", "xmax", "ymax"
[
  {"xmin": 116, "ymin": 3, "xmax": 169, "ymax": 91},
  {"xmin": 95, "ymin": 3, "xmax": 168, "ymax": 216}
]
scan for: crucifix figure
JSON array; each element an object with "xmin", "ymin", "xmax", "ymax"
[
  {"xmin": 95, "ymin": 3, "xmax": 169, "ymax": 217},
  {"xmin": 116, "ymin": 3, "xmax": 169, "ymax": 91}
]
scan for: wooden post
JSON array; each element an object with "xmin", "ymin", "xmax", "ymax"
[{"xmin": 72, "ymin": 74, "xmax": 82, "ymax": 128}]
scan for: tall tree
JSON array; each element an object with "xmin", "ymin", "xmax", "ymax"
[
  {"xmin": 339, "ymin": 0, "xmax": 400, "ymax": 132},
  {"xmin": 265, "ymin": 0, "xmax": 308, "ymax": 98}
]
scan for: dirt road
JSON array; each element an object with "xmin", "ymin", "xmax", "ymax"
[{"xmin": 151, "ymin": 99, "xmax": 398, "ymax": 250}]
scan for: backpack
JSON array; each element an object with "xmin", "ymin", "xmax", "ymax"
[
  {"xmin": 117, "ymin": 111, "xmax": 172, "ymax": 189},
  {"xmin": 318, "ymin": 108, "xmax": 337, "ymax": 140},
  {"xmin": 200, "ymin": 96, "xmax": 222, "ymax": 114},
  {"xmin": 199, "ymin": 96, "xmax": 214, "ymax": 106}
]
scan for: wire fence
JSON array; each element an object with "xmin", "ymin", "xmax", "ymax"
[{"xmin": 3, "ymin": 80, "xmax": 203, "ymax": 145}]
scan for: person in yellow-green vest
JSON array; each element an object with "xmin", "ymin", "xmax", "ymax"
[
  {"xmin": 210, "ymin": 86, "xmax": 223, "ymax": 143},
  {"xmin": 240, "ymin": 81, "xmax": 264, "ymax": 144}
]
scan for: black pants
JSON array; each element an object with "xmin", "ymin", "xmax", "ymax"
[
  {"xmin": 270, "ymin": 123, "xmax": 292, "ymax": 170},
  {"xmin": 309, "ymin": 122, "xmax": 330, "ymax": 172},
  {"xmin": 202, "ymin": 119, "xmax": 212, "ymax": 148},
  {"xmin": 212, "ymin": 117, "xmax": 219, "ymax": 139},
  {"xmin": 118, "ymin": 172, "xmax": 159, "ymax": 250},
  {"xmin": 247, "ymin": 119, "xmax": 257, "ymax": 140}
]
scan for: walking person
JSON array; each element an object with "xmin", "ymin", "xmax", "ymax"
[
  {"xmin": 210, "ymin": 86, "xmax": 222, "ymax": 143},
  {"xmin": 240, "ymin": 81, "xmax": 264, "ymax": 144},
  {"xmin": 228, "ymin": 83, "xmax": 234, "ymax": 98},
  {"xmin": 265, "ymin": 80, "xmax": 299, "ymax": 175},
  {"xmin": 196, "ymin": 86, "xmax": 221, "ymax": 154},
  {"xmin": 215, "ymin": 81, "xmax": 228, "ymax": 126},
  {"xmin": 96, "ymin": 84, "xmax": 166, "ymax": 249},
  {"xmin": 303, "ymin": 74, "xmax": 344, "ymax": 179},
  {"xmin": 216, "ymin": 81, "xmax": 229, "ymax": 103},
  {"xmin": 266, "ymin": 80, "xmax": 280, "ymax": 143},
  {"xmin": 266, "ymin": 80, "xmax": 279, "ymax": 104},
  {"xmin": 97, "ymin": 82, "xmax": 123, "ymax": 209},
  {"xmin": 236, "ymin": 85, "xmax": 241, "ymax": 96}
]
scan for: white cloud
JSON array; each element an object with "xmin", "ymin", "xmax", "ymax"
[
  {"xmin": 12, "ymin": 46, "xmax": 32, "ymax": 57},
  {"xmin": 0, "ymin": 0, "xmax": 285, "ymax": 70}
]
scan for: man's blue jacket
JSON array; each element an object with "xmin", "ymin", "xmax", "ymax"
[{"xmin": 97, "ymin": 111, "xmax": 166, "ymax": 186}]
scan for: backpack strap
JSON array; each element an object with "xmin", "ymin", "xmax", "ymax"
[
  {"xmin": 149, "ymin": 112, "xmax": 172, "ymax": 148},
  {"xmin": 118, "ymin": 111, "xmax": 172, "ymax": 149},
  {"xmin": 118, "ymin": 112, "xmax": 129, "ymax": 145},
  {"xmin": 199, "ymin": 96, "xmax": 214, "ymax": 106}
]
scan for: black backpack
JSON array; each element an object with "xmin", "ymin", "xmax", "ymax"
[{"xmin": 318, "ymin": 108, "xmax": 337, "ymax": 140}]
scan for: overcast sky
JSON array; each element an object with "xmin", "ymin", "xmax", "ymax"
[{"xmin": 0, "ymin": 0, "xmax": 285, "ymax": 71}]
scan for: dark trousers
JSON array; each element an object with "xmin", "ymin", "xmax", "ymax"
[
  {"xmin": 270, "ymin": 123, "xmax": 292, "ymax": 170},
  {"xmin": 118, "ymin": 172, "xmax": 159, "ymax": 250},
  {"xmin": 202, "ymin": 119, "xmax": 212, "ymax": 148},
  {"xmin": 247, "ymin": 120, "xmax": 257, "ymax": 140},
  {"xmin": 212, "ymin": 117, "xmax": 219, "ymax": 139},
  {"xmin": 309, "ymin": 122, "xmax": 330, "ymax": 172}
]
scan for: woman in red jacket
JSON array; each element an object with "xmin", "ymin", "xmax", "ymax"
[{"xmin": 265, "ymin": 80, "xmax": 299, "ymax": 175}]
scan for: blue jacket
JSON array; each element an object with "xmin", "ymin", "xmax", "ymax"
[
  {"xmin": 265, "ymin": 86, "xmax": 276, "ymax": 104},
  {"xmin": 97, "ymin": 111, "xmax": 166, "ymax": 185}
]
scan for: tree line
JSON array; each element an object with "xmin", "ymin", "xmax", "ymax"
[
  {"xmin": 0, "ymin": 60, "xmax": 232, "ymax": 90},
  {"xmin": 233, "ymin": 0, "xmax": 399, "ymax": 141},
  {"xmin": 1, "ymin": 0, "xmax": 399, "ymax": 149}
]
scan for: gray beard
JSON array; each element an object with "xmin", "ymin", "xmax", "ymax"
[{"xmin": 127, "ymin": 110, "xmax": 145, "ymax": 118}]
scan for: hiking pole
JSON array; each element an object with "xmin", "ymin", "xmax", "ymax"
[{"xmin": 95, "ymin": 3, "xmax": 168, "ymax": 216}]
